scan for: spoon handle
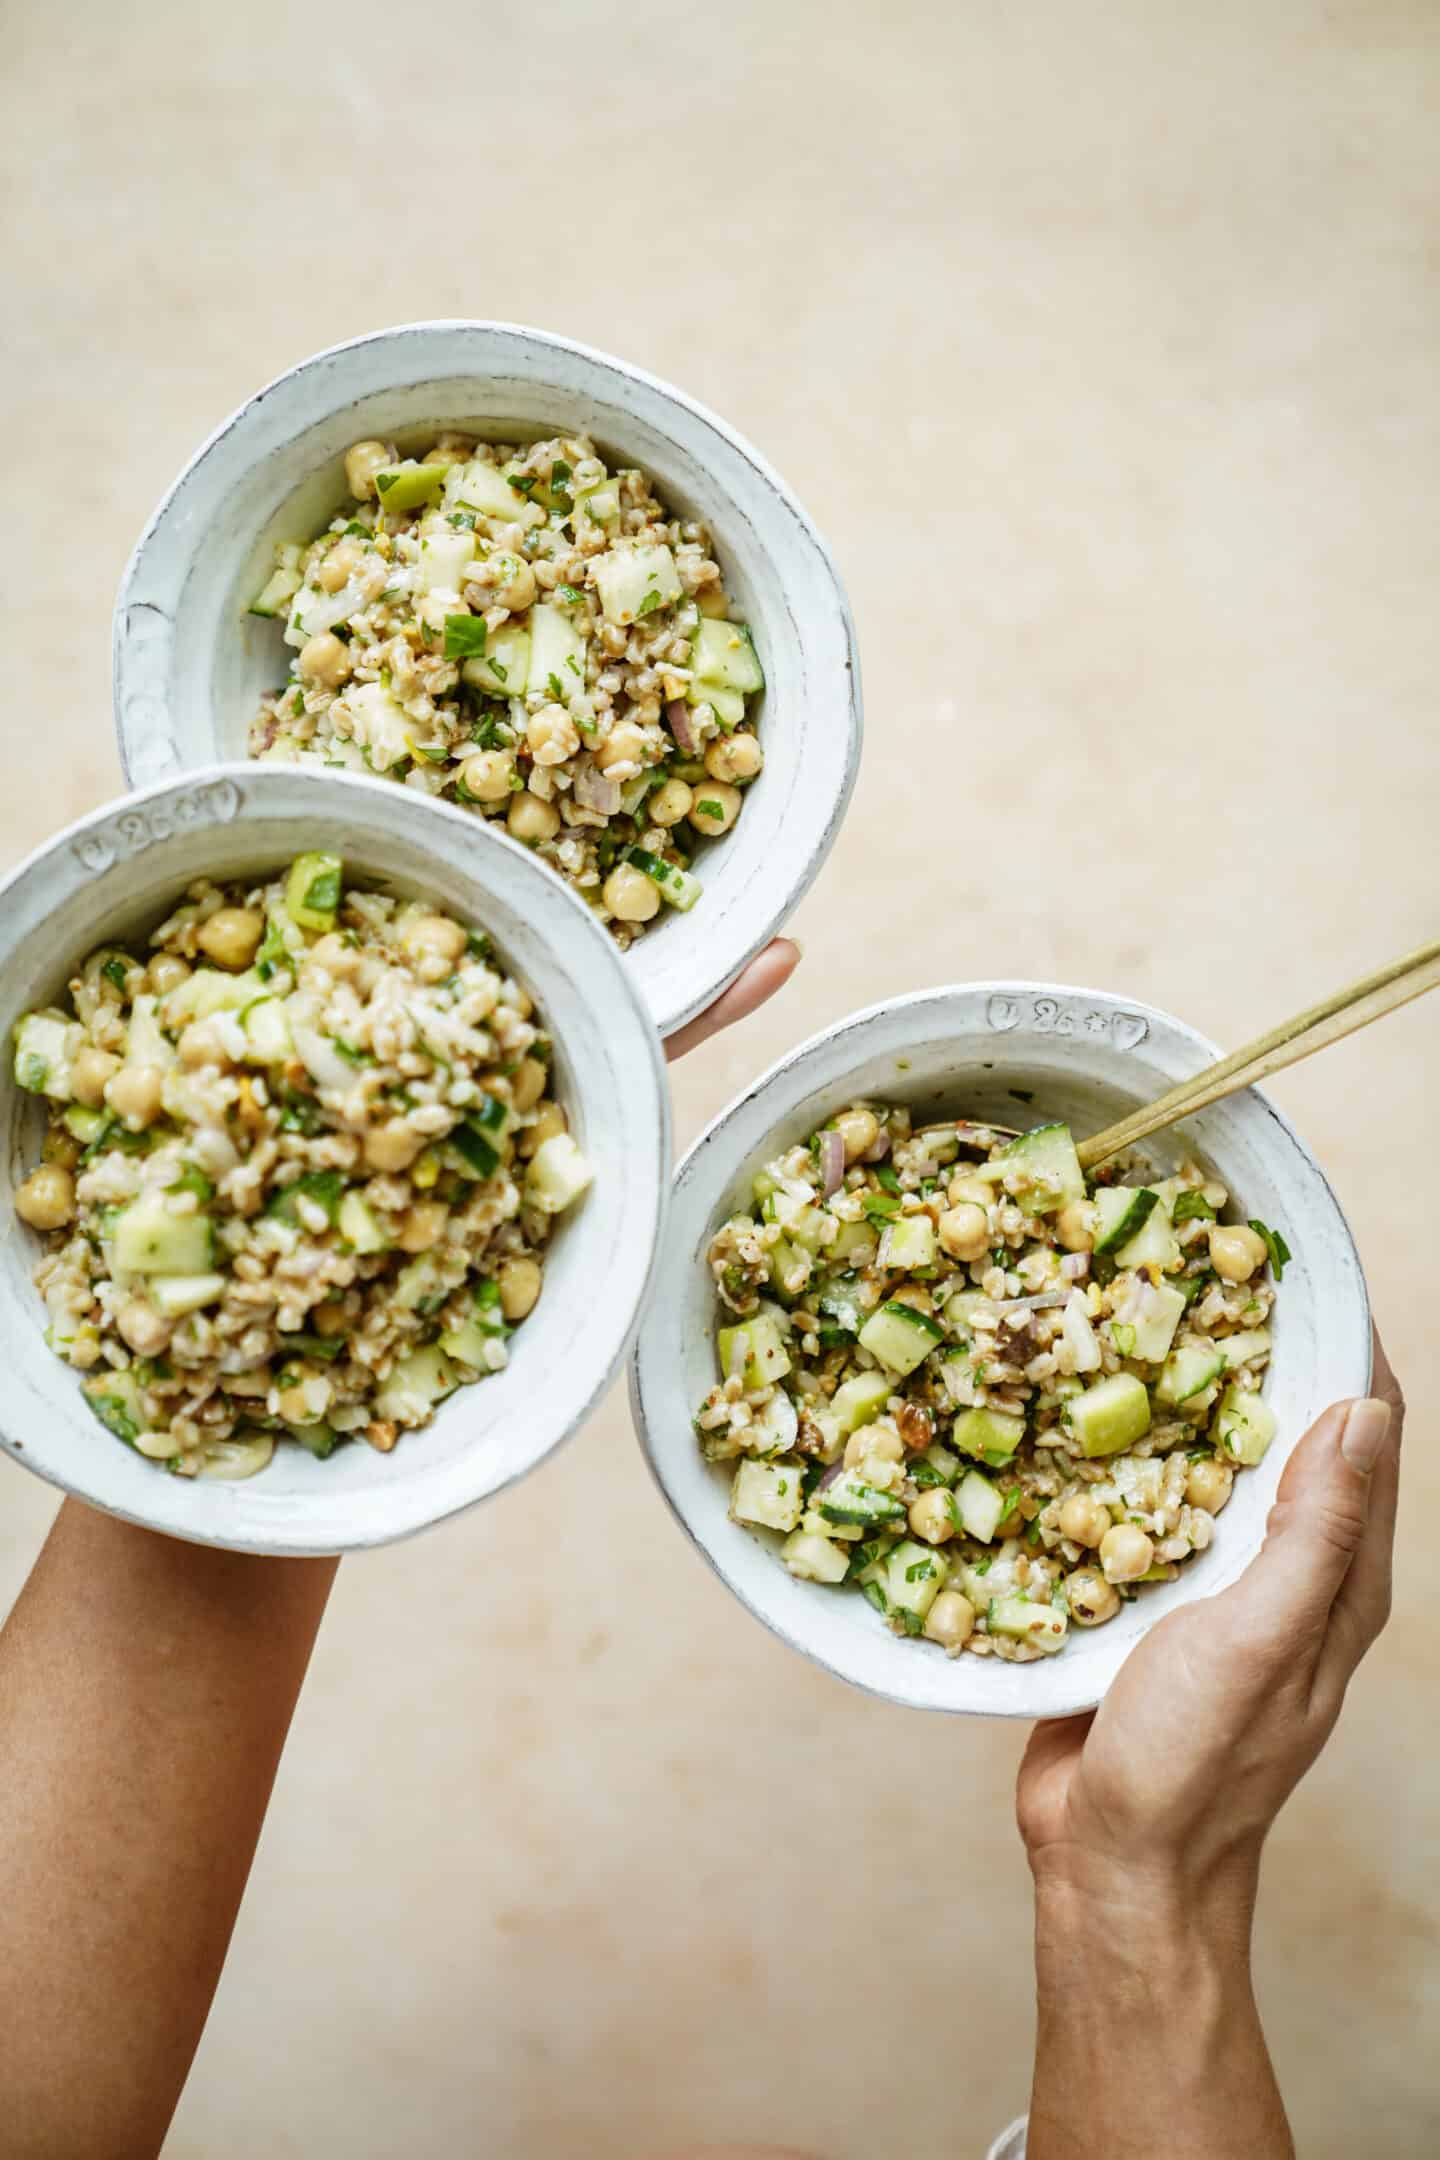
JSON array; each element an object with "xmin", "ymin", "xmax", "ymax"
[{"xmin": 1077, "ymin": 933, "xmax": 1440, "ymax": 1171}]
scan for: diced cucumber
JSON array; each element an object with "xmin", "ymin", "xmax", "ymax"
[
  {"xmin": 346, "ymin": 679, "xmax": 415, "ymax": 772},
  {"xmin": 63, "ymin": 1103, "xmax": 109, "ymax": 1144},
  {"xmin": 1215, "ymin": 1386, "xmax": 1277, "ymax": 1466},
  {"xmin": 988, "ymin": 1593, "xmax": 1068, "ymax": 1655},
  {"xmin": 440, "ymin": 1286, "xmax": 507, "ymax": 1368},
  {"xmin": 525, "ymin": 1133, "xmax": 592, "ymax": 1214},
  {"xmin": 781, "ymin": 1528, "xmax": 851, "ymax": 1584},
  {"xmin": 1066, "ymin": 1372, "xmax": 1151, "ymax": 1457},
  {"xmin": 880, "ymin": 1213, "xmax": 936, "ymax": 1269},
  {"xmin": 1093, "ymin": 1186, "xmax": 1157, "ymax": 1255},
  {"xmin": 1156, "ymin": 1343, "xmax": 1226, "ymax": 1406},
  {"xmin": 625, "ymin": 847, "xmax": 702, "ymax": 912},
  {"xmin": 289, "ymin": 1422, "xmax": 337, "ymax": 1459},
  {"xmin": 830, "ymin": 1370, "xmax": 893, "ymax": 1435},
  {"xmin": 449, "ymin": 1121, "xmax": 502, "ymax": 1180},
  {"xmin": 82, "ymin": 1367, "xmax": 144, "ymax": 1445},
  {"xmin": 198, "ymin": 1432, "xmax": 276, "ymax": 1480},
  {"xmin": 462, "ymin": 626, "xmax": 530, "ymax": 697},
  {"xmin": 266, "ymin": 1169, "xmax": 345, "ymax": 1227},
  {"xmin": 373, "ymin": 461, "xmax": 447, "ymax": 513},
  {"xmin": 416, "ymin": 527, "xmax": 476, "ymax": 593},
  {"xmin": 569, "ymin": 471, "xmax": 623, "ymax": 528},
  {"xmin": 857, "ymin": 1300, "xmax": 945, "ymax": 1376},
  {"xmin": 444, "ymin": 457, "xmax": 544, "ymax": 528},
  {"xmin": 168, "ymin": 966, "xmax": 265, "ymax": 1024},
  {"xmin": 944, "ymin": 1287, "xmax": 991, "ymax": 1335},
  {"xmin": 766, "ymin": 1235, "xmax": 811, "ymax": 1300},
  {"xmin": 883, "ymin": 1539, "xmax": 945, "ymax": 1625},
  {"xmin": 689, "ymin": 617, "xmax": 764, "ymax": 695},
  {"xmin": 112, "ymin": 1193, "xmax": 213, "ymax": 1277},
  {"xmin": 730, "ymin": 1457, "xmax": 805, "ymax": 1533},
  {"xmin": 953, "ymin": 1406, "xmax": 1026, "ymax": 1467},
  {"xmin": 373, "ymin": 1343, "xmax": 459, "ymax": 1425},
  {"xmin": 689, "ymin": 683, "xmax": 747, "ymax": 729},
  {"xmin": 150, "ymin": 1271, "xmax": 228, "ymax": 1318},
  {"xmin": 916, "ymin": 1440, "xmax": 962, "ymax": 1486},
  {"xmin": 249, "ymin": 545, "xmax": 304, "ymax": 618},
  {"xmin": 240, "ymin": 996, "xmax": 294, "ymax": 1066},
  {"xmin": 337, "ymin": 1190, "xmax": 387, "ymax": 1254},
  {"xmin": 394, "ymin": 1252, "xmax": 452, "ymax": 1312},
  {"xmin": 591, "ymin": 542, "xmax": 682, "ymax": 627},
  {"xmin": 956, "ymin": 1468, "xmax": 1005, "ymax": 1542},
  {"xmin": 829, "ymin": 1218, "xmax": 878, "ymax": 1263},
  {"xmin": 1121, "ymin": 1280, "xmax": 1188, "ymax": 1364},
  {"xmin": 717, "ymin": 1314, "xmax": 792, "ymax": 1390},
  {"xmin": 1115, "ymin": 1208, "xmax": 1182, "ymax": 1273},
  {"xmin": 528, "ymin": 601, "xmax": 588, "ymax": 701},
  {"xmin": 1218, "ymin": 1326, "xmax": 1273, "ymax": 1371},
  {"xmin": 815, "ymin": 1469, "xmax": 906, "ymax": 1528},
  {"xmin": 746, "ymin": 1390, "xmax": 799, "ymax": 1457},
  {"xmin": 781, "ymin": 1203, "xmax": 829, "ymax": 1256},
  {"xmin": 13, "ymin": 1010, "xmax": 79, "ymax": 1100},
  {"xmin": 979, "ymin": 1123, "xmax": 1084, "ymax": 1215},
  {"xmin": 284, "ymin": 851, "xmax": 343, "ymax": 933}
]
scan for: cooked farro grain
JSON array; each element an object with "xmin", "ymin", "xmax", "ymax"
[
  {"xmin": 695, "ymin": 1105, "xmax": 1288, "ymax": 1660},
  {"xmin": 247, "ymin": 434, "xmax": 764, "ymax": 944},
  {"xmin": 11, "ymin": 857, "xmax": 592, "ymax": 1479}
]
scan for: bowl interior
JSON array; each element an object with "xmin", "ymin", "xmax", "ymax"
[
  {"xmin": 1, "ymin": 768, "xmax": 668, "ymax": 1553},
  {"xmin": 630, "ymin": 986, "xmax": 1370, "ymax": 1717},
  {"xmin": 115, "ymin": 323, "xmax": 861, "ymax": 1036}
]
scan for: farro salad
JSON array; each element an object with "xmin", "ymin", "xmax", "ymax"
[
  {"xmin": 247, "ymin": 433, "xmax": 764, "ymax": 944},
  {"xmin": 696, "ymin": 1104, "xmax": 1291, "ymax": 1661},
  {"xmin": 10, "ymin": 858, "xmax": 591, "ymax": 1479}
]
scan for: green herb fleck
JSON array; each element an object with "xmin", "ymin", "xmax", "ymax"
[
  {"xmin": 1172, "ymin": 1190, "xmax": 1216, "ymax": 1224},
  {"xmin": 444, "ymin": 615, "xmax": 488, "ymax": 660},
  {"xmin": 1248, "ymin": 1219, "xmax": 1292, "ymax": 1280}
]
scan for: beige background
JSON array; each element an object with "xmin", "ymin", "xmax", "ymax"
[{"xmin": 2, "ymin": 1, "xmax": 1437, "ymax": 2152}]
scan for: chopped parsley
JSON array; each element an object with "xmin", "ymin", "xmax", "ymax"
[
  {"xmin": 101, "ymin": 957, "xmax": 129, "ymax": 992},
  {"xmin": 556, "ymin": 584, "xmax": 584, "ymax": 606},
  {"xmin": 696, "ymin": 797, "xmax": 724, "ymax": 819},
  {"xmin": 1248, "ymin": 1219, "xmax": 1292, "ymax": 1280},
  {"xmin": 166, "ymin": 1165, "xmax": 215, "ymax": 1202},
  {"xmin": 874, "ymin": 1164, "xmax": 902, "ymax": 1195},
  {"xmin": 1171, "ymin": 1190, "xmax": 1216, "ymax": 1224},
  {"xmin": 444, "ymin": 615, "xmax": 488, "ymax": 660},
  {"xmin": 635, "ymin": 588, "xmax": 664, "ymax": 616}
]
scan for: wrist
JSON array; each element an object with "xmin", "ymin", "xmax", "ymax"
[{"xmin": 1032, "ymin": 1845, "xmax": 1259, "ymax": 1996}]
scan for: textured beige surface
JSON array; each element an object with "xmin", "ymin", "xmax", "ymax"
[{"xmin": 2, "ymin": 2, "xmax": 1437, "ymax": 2153}]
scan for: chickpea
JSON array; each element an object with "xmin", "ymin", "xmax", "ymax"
[
  {"xmin": 309, "ymin": 932, "xmax": 360, "ymax": 979},
  {"xmin": 1209, "ymin": 1223, "xmax": 1269, "ymax": 1284},
  {"xmin": 70, "ymin": 1044, "xmax": 120, "ymax": 1109},
  {"xmin": 14, "ymin": 1163, "xmax": 75, "ymax": 1231},
  {"xmin": 460, "ymin": 750, "xmax": 516, "ymax": 803},
  {"xmin": 924, "ymin": 1589, "xmax": 976, "ymax": 1651},
  {"xmin": 488, "ymin": 552, "xmax": 536, "ymax": 612},
  {"xmin": 648, "ymin": 779, "xmax": 693, "ymax": 826},
  {"xmin": 401, "ymin": 913, "xmax": 467, "ymax": 966},
  {"xmin": 177, "ymin": 1023, "xmax": 222, "ymax": 1070},
  {"xmin": 521, "ymin": 1102, "xmax": 568, "ymax": 1157},
  {"xmin": 116, "ymin": 1297, "xmax": 172, "ymax": 1356},
  {"xmin": 298, "ymin": 631, "xmax": 352, "ymax": 688},
  {"xmin": 1100, "ymin": 1521, "xmax": 1155, "ymax": 1584},
  {"xmin": 835, "ymin": 1108, "xmax": 879, "ymax": 1165},
  {"xmin": 1058, "ymin": 1492, "xmax": 1112, "ymax": 1549},
  {"xmin": 689, "ymin": 782, "xmax": 741, "ymax": 836},
  {"xmin": 595, "ymin": 720, "xmax": 650, "ymax": 774},
  {"xmin": 938, "ymin": 1202, "xmax": 990, "ymax": 1262},
  {"xmin": 497, "ymin": 1255, "xmax": 543, "ymax": 1321},
  {"xmin": 704, "ymin": 731, "xmax": 763, "ymax": 784},
  {"xmin": 363, "ymin": 1121, "xmax": 425, "ymax": 1173},
  {"xmin": 1067, "ymin": 1566, "xmax": 1121, "ymax": 1626},
  {"xmin": 43, "ymin": 1129, "xmax": 81, "ymax": 1171},
  {"xmin": 344, "ymin": 439, "xmax": 391, "ymax": 500},
  {"xmin": 397, "ymin": 1200, "xmax": 450, "ymax": 1254},
  {"xmin": 105, "ymin": 1063, "xmax": 164, "ymax": 1129},
  {"xmin": 947, "ymin": 1171, "xmax": 991, "ymax": 1207},
  {"xmin": 147, "ymin": 954, "xmax": 190, "ymax": 999},
  {"xmin": 909, "ymin": 1487, "xmax": 959, "ymax": 1546},
  {"xmin": 317, "ymin": 539, "xmax": 363, "ymax": 594},
  {"xmin": 1056, "ymin": 1199, "xmax": 1097, "ymax": 1253},
  {"xmin": 696, "ymin": 583, "xmax": 731, "ymax": 618},
  {"xmin": 197, "ymin": 907, "xmax": 264, "ymax": 971},
  {"xmin": 1185, "ymin": 1456, "xmax": 1235, "ymax": 1514},
  {"xmin": 509, "ymin": 1057, "xmax": 549, "ymax": 1114},
  {"xmin": 602, "ymin": 864, "xmax": 660, "ymax": 924},
  {"xmin": 507, "ymin": 790, "xmax": 561, "ymax": 844},
  {"xmin": 844, "ymin": 1423, "xmax": 903, "ymax": 1469},
  {"xmin": 311, "ymin": 1299, "xmax": 351, "ymax": 1338},
  {"xmin": 527, "ymin": 705, "xmax": 580, "ymax": 766}
]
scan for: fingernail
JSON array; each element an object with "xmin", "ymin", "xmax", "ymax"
[
  {"xmin": 1341, "ymin": 1398, "xmax": 1391, "ymax": 1473},
  {"xmin": 785, "ymin": 937, "xmax": 804, "ymax": 963}
]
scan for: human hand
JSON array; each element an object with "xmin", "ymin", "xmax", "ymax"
[
  {"xmin": 1018, "ymin": 1328, "xmax": 1403, "ymax": 1917},
  {"xmin": 664, "ymin": 939, "xmax": 800, "ymax": 1061}
]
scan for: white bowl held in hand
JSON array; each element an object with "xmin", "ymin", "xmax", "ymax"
[
  {"xmin": 628, "ymin": 983, "xmax": 1371, "ymax": 1718},
  {"xmin": 0, "ymin": 765, "xmax": 669, "ymax": 1555},
  {"xmin": 112, "ymin": 320, "xmax": 862, "ymax": 1039}
]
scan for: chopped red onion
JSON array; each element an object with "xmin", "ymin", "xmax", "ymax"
[
  {"xmin": 1060, "ymin": 1252, "xmax": 1090, "ymax": 1281},
  {"xmin": 815, "ymin": 1458, "xmax": 846, "ymax": 1493},
  {"xmin": 665, "ymin": 698, "xmax": 698, "ymax": 755},
  {"xmin": 861, "ymin": 1130, "xmax": 891, "ymax": 1163},
  {"xmin": 818, "ymin": 1129, "xmax": 846, "ymax": 1198},
  {"xmin": 573, "ymin": 764, "xmax": 622, "ymax": 816},
  {"xmin": 993, "ymin": 1291, "xmax": 1069, "ymax": 1315}
]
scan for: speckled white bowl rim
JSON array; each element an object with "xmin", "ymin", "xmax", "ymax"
[
  {"xmin": 111, "ymin": 320, "xmax": 863, "ymax": 1040},
  {"xmin": 629, "ymin": 983, "xmax": 1371, "ymax": 1717},
  {"xmin": 0, "ymin": 764, "xmax": 670, "ymax": 1556}
]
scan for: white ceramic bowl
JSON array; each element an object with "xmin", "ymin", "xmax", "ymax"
[
  {"xmin": 629, "ymin": 983, "xmax": 1371, "ymax": 1717},
  {"xmin": 112, "ymin": 320, "xmax": 862, "ymax": 1040},
  {"xmin": 0, "ymin": 765, "xmax": 669, "ymax": 1555}
]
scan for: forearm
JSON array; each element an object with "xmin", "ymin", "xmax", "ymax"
[
  {"xmin": 0, "ymin": 1499, "xmax": 337, "ymax": 2159},
  {"xmin": 1028, "ymin": 1865, "xmax": 1292, "ymax": 2160}
]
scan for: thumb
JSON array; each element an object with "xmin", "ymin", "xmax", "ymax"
[{"xmin": 1224, "ymin": 1398, "xmax": 1391, "ymax": 1647}]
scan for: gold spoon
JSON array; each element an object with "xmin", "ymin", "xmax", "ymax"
[{"xmin": 1077, "ymin": 934, "xmax": 1440, "ymax": 1171}]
